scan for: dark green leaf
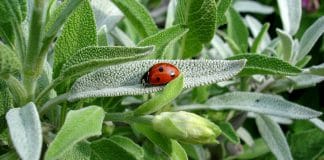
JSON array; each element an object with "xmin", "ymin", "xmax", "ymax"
[
  {"xmin": 109, "ymin": 135, "xmax": 144, "ymax": 160},
  {"xmin": 61, "ymin": 141, "xmax": 92, "ymax": 160},
  {"xmin": 215, "ymin": 0, "xmax": 232, "ymax": 26},
  {"xmin": 0, "ymin": 43, "xmax": 21, "ymax": 78},
  {"xmin": 0, "ymin": 80, "xmax": 13, "ymax": 117},
  {"xmin": 0, "ymin": 0, "xmax": 25, "ymax": 23},
  {"xmin": 228, "ymin": 54, "xmax": 301, "ymax": 76},
  {"xmin": 218, "ymin": 122, "xmax": 240, "ymax": 144}
]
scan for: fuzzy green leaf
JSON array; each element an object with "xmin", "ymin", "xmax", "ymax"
[
  {"xmin": 0, "ymin": 0, "xmax": 26, "ymax": 23},
  {"xmin": 204, "ymin": 92, "xmax": 322, "ymax": 119},
  {"xmin": 233, "ymin": 1, "xmax": 274, "ymax": 15},
  {"xmin": 226, "ymin": 8, "xmax": 249, "ymax": 52},
  {"xmin": 170, "ymin": 140, "xmax": 188, "ymax": 160},
  {"xmin": 175, "ymin": 0, "xmax": 217, "ymax": 58},
  {"xmin": 277, "ymin": 0, "xmax": 301, "ymax": 35},
  {"xmin": 307, "ymin": 63, "xmax": 324, "ymax": 76},
  {"xmin": 60, "ymin": 46, "xmax": 154, "ymax": 79},
  {"xmin": 137, "ymin": 24, "xmax": 189, "ymax": 58},
  {"xmin": 91, "ymin": 0, "xmax": 123, "ymax": 30},
  {"xmin": 251, "ymin": 23, "xmax": 270, "ymax": 53},
  {"xmin": 277, "ymin": 29, "xmax": 293, "ymax": 62},
  {"xmin": 0, "ymin": 81, "xmax": 12, "ymax": 117},
  {"xmin": 256, "ymin": 114, "xmax": 293, "ymax": 160},
  {"xmin": 6, "ymin": 102, "xmax": 42, "ymax": 160},
  {"xmin": 69, "ymin": 59, "xmax": 246, "ymax": 101},
  {"xmin": 111, "ymin": 0, "xmax": 158, "ymax": 38},
  {"xmin": 44, "ymin": 106, "xmax": 105, "ymax": 160},
  {"xmin": 97, "ymin": 26, "xmax": 109, "ymax": 46},
  {"xmin": 228, "ymin": 54, "xmax": 301, "ymax": 76},
  {"xmin": 109, "ymin": 135, "xmax": 144, "ymax": 160},
  {"xmin": 296, "ymin": 17, "xmax": 324, "ymax": 62},
  {"xmin": 218, "ymin": 122, "xmax": 240, "ymax": 144},
  {"xmin": 53, "ymin": 0, "xmax": 97, "ymax": 78},
  {"xmin": 0, "ymin": 43, "xmax": 21, "ymax": 78},
  {"xmin": 61, "ymin": 141, "xmax": 91, "ymax": 160},
  {"xmin": 134, "ymin": 75, "xmax": 183, "ymax": 115},
  {"xmin": 215, "ymin": 0, "xmax": 232, "ymax": 26}
]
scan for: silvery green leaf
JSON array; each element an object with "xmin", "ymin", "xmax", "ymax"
[
  {"xmin": 296, "ymin": 17, "xmax": 324, "ymax": 62},
  {"xmin": 91, "ymin": 0, "xmax": 122, "ymax": 30},
  {"xmin": 309, "ymin": 118, "xmax": 324, "ymax": 131},
  {"xmin": 6, "ymin": 102, "xmax": 42, "ymax": 160},
  {"xmin": 203, "ymin": 92, "xmax": 322, "ymax": 119},
  {"xmin": 256, "ymin": 114, "xmax": 293, "ymax": 160},
  {"xmin": 288, "ymin": 73, "xmax": 324, "ymax": 89},
  {"xmin": 277, "ymin": 0, "xmax": 301, "ymax": 35},
  {"xmin": 245, "ymin": 15, "xmax": 271, "ymax": 50},
  {"xmin": 69, "ymin": 59, "xmax": 246, "ymax": 101},
  {"xmin": 233, "ymin": 0, "xmax": 274, "ymax": 15},
  {"xmin": 110, "ymin": 27, "xmax": 136, "ymax": 46},
  {"xmin": 210, "ymin": 35, "xmax": 233, "ymax": 59},
  {"xmin": 276, "ymin": 29, "xmax": 293, "ymax": 62},
  {"xmin": 165, "ymin": 0, "xmax": 177, "ymax": 28},
  {"xmin": 251, "ymin": 23, "xmax": 270, "ymax": 53},
  {"xmin": 237, "ymin": 127, "xmax": 254, "ymax": 147},
  {"xmin": 305, "ymin": 62, "xmax": 324, "ymax": 76},
  {"xmin": 248, "ymin": 112, "xmax": 292, "ymax": 124}
]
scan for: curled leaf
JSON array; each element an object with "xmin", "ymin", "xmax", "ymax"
[{"xmin": 69, "ymin": 59, "xmax": 246, "ymax": 101}]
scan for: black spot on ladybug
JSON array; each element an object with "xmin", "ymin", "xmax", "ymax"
[
  {"xmin": 170, "ymin": 71, "xmax": 175, "ymax": 77},
  {"xmin": 158, "ymin": 66, "xmax": 163, "ymax": 72},
  {"xmin": 156, "ymin": 77, "xmax": 160, "ymax": 82},
  {"xmin": 255, "ymin": 99, "xmax": 260, "ymax": 103}
]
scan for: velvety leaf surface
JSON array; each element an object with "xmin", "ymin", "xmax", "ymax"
[
  {"xmin": 276, "ymin": 29, "xmax": 293, "ymax": 62},
  {"xmin": 91, "ymin": 0, "xmax": 122, "ymax": 30},
  {"xmin": 6, "ymin": 102, "xmax": 42, "ymax": 160},
  {"xmin": 228, "ymin": 54, "xmax": 301, "ymax": 76},
  {"xmin": 61, "ymin": 141, "xmax": 91, "ymax": 160},
  {"xmin": 277, "ymin": 0, "xmax": 301, "ymax": 35},
  {"xmin": 69, "ymin": 59, "xmax": 246, "ymax": 101},
  {"xmin": 307, "ymin": 63, "xmax": 324, "ymax": 76},
  {"xmin": 0, "ymin": 43, "xmax": 21, "ymax": 77},
  {"xmin": 0, "ymin": 81, "xmax": 12, "ymax": 117},
  {"xmin": 45, "ymin": 106, "xmax": 105, "ymax": 160},
  {"xmin": 233, "ymin": 1, "xmax": 274, "ymax": 15},
  {"xmin": 53, "ymin": 0, "xmax": 97, "ymax": 78},
  {"xmin": 0, "ymin": 0, "xmax": 25, "ymax": 23}
]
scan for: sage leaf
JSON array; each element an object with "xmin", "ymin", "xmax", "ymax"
[
  {"xmin": 256, "ymin": 114, "xmax": 293, "ymax": 160},
  {"xmin": 109, "ymin": 135, "xmax": 144, "ymax": 160},
  {"xmin": 44, "ymin": 106, "xmax": 105, "ymax": 160},
  {"xmin": 111, "ymin": 0, "xmax": 158, "ymax": 38},
  {"xmin": 297, "ymin": 17, "xmax": 324, "ymax": 61},
  {"xmin": 245, "ymin": 15, "xmax": 271, "ymax": 51},
  {"xmin": 276, "ymin": 29, "xmax": 293, "ymax": 62},
  {"xmin": 288, "ymin": 73, "xmax": 324, "ymax": 89},
  {"xmin": 91, "ymin": 0, "xmax": 122, "ymax": 30},
  {"xmin": 233, "ymin": 0, "xmax": 274, "ymax": 15},
  {"xmin": 204, "ymin": 92, "xmax": 322, "ymax": 119},
  {"xmin": 215, "ymin": 0, "xmax": 232, "ymax": 26},
  {"xmin": 60, "ymin": 46, "xmax": 154, "ymax": 79},
  {"xmin": 0, "ymin": 0, "xmax": 26, "ymax": 23},
  {"xmin": 226, "ymin": 8, "xmax": 249, "ymax": 52},
  {"xmin": 137, "ymin": 24, "xmax": 189, "ymax": 59},
  {"xmin": 277, "ymin": 0, "xmax": 301, "ymax": 35},
  {"xmin": 175, "ymin": 0, "xmax": 217, "ymax": 58},
  {"xmin": 0, "ymin": 81, "xmax": 13, "ymax": 117},
  {"xmin": 309, "ymin": 118, "xmax": 324, "ymax": 131},
  {"xmin": 170, "ymin": 140, "xmax": 188, "ymax": 160},
  {"xmin": 251, "ymin": 23, "xmax": 270, "ymax": 53},
  {"xmin": 228, "ymin": 54, "xmax": 301, "ymax": 76},
  {"xmin": 53, "ymin": 0, "xmax": 97, "ymax": 78},
  {"xmin": 61, "ymin": 141, "xmax": 91, "ymax": 160},
  {"xmin": 218, "ymin": 122, "xmax": 240, "ymax": 144},
  {"xmin": 69, "ymin": 59, "xmax": 246, "ymax": 101},
  {"xmin": 134, "ymin": 75, "xmax": 183, "ymax": 115},
  {"xmin": 0, "ymin": 43, "xmax": 21, "ymax": 78},
  {"xmin": 306, "ymin": 63, "xmax": 324, "ymax": 76},
  {"xmin": 6, "ymin": 102, "xmax": 42, "ymax": 160},
  {"xmin": 97, "ymin": 26, "xmax": 109, "ymax": 46}
]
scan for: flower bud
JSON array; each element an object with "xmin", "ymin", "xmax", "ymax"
[{"xmin": 152, "ymin": 111, "xmax": 222, "ymax": 144}]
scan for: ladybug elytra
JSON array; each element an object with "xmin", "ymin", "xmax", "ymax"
[{"xmin": 142, "ymin": 63, "xmax": 180, "ymax": 86}]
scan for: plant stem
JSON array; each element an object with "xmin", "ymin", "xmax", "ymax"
[
  {"xmin": 5, "ymin": 75, "xmax": 27, "ymax": 106},
  {"xmin": 35, "ymin": 77, "xmax": 63, "ymax": 105},
  {"xmin": 39, "ymin": 93, "xmax": 69, "ymax": 116}
]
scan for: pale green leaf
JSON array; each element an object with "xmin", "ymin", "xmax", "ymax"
[
  {"xmin": 6, "ymin": 102, "xmax": 42, "ymax": 160},
  {"xmin": 307, "ymin": 63, "xmax": 324, "ymax": 76},
  {"xmin": 245, "ymin": 15, "xmax": 271, "ymax": 50},
  {"xmin": 256, "ymin": 114, "xmax": 293, "ymax": 160},
  {"xmin": 218, "ymin": 122, "xmax": 240, "ymax": 144},
  {"xmin": 44, "ymin": 106, "xmax": 105, "ymax": 160},
  {"xmin": 251, "ymin": 23, "xmax": 270, "ymax": 53},
  {"xmin": 228, "ymin": 54, "xmax": 301, "ymax": 76},
  {"xmin": 175, "ymin": 0, "xmax": 217, "ymax": 58},
  {"xmin": 215, "ymin": 0, "xmax": 232, "ymax": 26},
  {"xmin": 60, "ymin": 46, "xmax": 154, "ymax": 79},
  {"xmin": 276, "ymin": 29, "xmax": 293, "ymax": 62},
  {"xmin": 134, "ymin": 75, "xmax": 183, "ymax": 115},
  {"xmin": 61, "ymin": 141, "xmax": 91, "ymax": 160},
  {"xmin": 165, "ymin": 0, "xmax": 177, "ymax": 28},
  {"xmin": 53, "ymin": 0, "xmax": 97, "ymax": 78},
  {"xmin": 137, "ymin": 24, "xmax": 189, "ymax": 58},
  {"xmin": 277, "ymin": 0, "xmax": 301, "ymax": 35},
  {"xmin": 181, "ymin": 144, "xmax": 207, "ymax": 160},
  {"xmin": 296, "ymin": 17, "xmax": 324, "ymax": 62},
  {"xmin": 69, "ymin": 59, "xmax": 246, "ymax": 101},
  {"xmin": 91, "ymin": 0, "xmax": 122, "ymax": 30},
  {"xmin": 237, "ymin": 127, "xmax": 254, "ymax": 147},
  {"xmin": 309, "ymin": 118, "xmax": 324, "ymax": 131},
  {"xmin": 110, "ymin": 27, "xmax": 136, "ymax": 47},
  {"xmin": 295, "ymin": 55, "xmax": 311, "ymax": 68},
  {"xmin": 0, "ymin": 43, "xmax": 21, "ymax": 78},
  {"xmin": 226, "ymin": 8, "xmax": 249, "ymax": 52},
  {"xmin": 170, "ymin": 140, "xmax": 188, "ymax": 160},
  {"xmin": 109, "ymin": 135, "xmax": 144, "ymax": 160},
  {"xmin": 111, "ymin": 0, "xmax": 158, "ymax": 38},
  {"xmin": 288, "ymin": 73, "xmax": 324, "ymax": 89},
  {"xmin": 233, "ymin": 0, "xmax": 274, "ymax": 15}
]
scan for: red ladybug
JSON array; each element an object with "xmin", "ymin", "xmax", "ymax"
[{"xmin": 142, "ymin": 63, "xmax": 180, "ymax": 86}]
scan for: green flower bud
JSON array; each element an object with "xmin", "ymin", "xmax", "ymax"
[{"xmin": 152, "ymin": 111, "xmax": 222, "ymax": 144}]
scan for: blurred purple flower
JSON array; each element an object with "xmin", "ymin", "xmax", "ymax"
[{"xmin": 302, "ymin": 0, "xmax": 320, "ymax": 12}]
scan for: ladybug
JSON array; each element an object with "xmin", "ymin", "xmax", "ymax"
[{"xmin": 142, "ymin": 63, "xmax": 180, "ymax": 86}]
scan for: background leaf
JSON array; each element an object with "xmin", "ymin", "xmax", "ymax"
[
  {"xmin": 0, "ymin": 43, "xmax": 21, "ymax": 78},
  {"xmin": 5, "ymin": 102, "xmax": 42, "ymax": 160},
  {"xmin": 277, "ymin": 0, "xmax": 301, "ymax": 35},
  {"xmin": 256, "ymin": 114, "xmax": 293, "ymax": 160},
  {"xmin": 170, "ymin": 140, "xmax": 188, "ymax": 160},
  {"xmin": 91, "ymin": 0, "xmax": 123, "ymax": 30},
  {"xmin": 215, "ymin": 0, "xmax": 232, "ymax": 26},
  {"xmin": 69, "ymin": 59, "xmax": 246, "ymax": 101},
  {"xmin": 251, "ymin": 23, "xmax": 270, "ymax": 53},
  {"xmin": 218, "ymin": 122, "xmax": 240, "ymax": 144},
  {"xmin": 233, "ymin": 0, "xmax": 274, "ymax": 15},
  {"xmin": 175, "ymin": 0, "xmax": 217, "ymax": 58},
  {"xmin": 61, "ymin": 141, "xmax": 92, "ymax": 160},
  {"xmin": 109, "ymin": 135, "xmax": 145, "ymax": 160},
  {"xmin": 276, "ymin": 29, "xmax": 293, "ymax": 62},
  {"xmin": 45, "ymin": 106, "xmax": 105, "ymax": 160}
]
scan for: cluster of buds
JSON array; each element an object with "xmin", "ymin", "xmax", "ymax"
[{"xmin": 152, "ymin": 111, "xmax": 222, "ymax": 144}]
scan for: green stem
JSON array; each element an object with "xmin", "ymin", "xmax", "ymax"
[
  {"xmin": 39, "ymin": 93, "xmax": 69, "ymax": 116},
  {"xmin": 5, "ymin": 75, "xmax": 27, "ymax": 105},
  {"xmin": 35, "ymin": 77, "xmax": 63, "ymax": 105}
]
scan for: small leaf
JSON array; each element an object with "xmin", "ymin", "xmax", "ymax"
[
  {"xmin": 203, "ymin": 92, "xmax": 322, "ymax": 119},
  {"xmin": 276, "ymin": 29, "xmax": 293, "ymax": 62},
  {"xmin": 296, "ymin": 17, "xmax": 324, "ymax": 62},
  {"xmin": 215, "ymin": 0, "xmax": 232, "ymax": 26},
  {"xmin": 0, "ymin": 43, "xmax": 21, "ymax": 78},
  {"xmin": 226, "ymin": 8, "xmax": 249, "ymax": 52},
  {"xmin": 137, "ymin": 24, "xmax": 189, "ymax": 58},
  {"xmin": 175, "ymin": 0, "xmax": 217, "ymax": 58},
  {"xmin": 90, "ymin": 138, "xmax": 138, "ymax": 160},
  {"xmin": 111, "ymin": 0, "xmax": 158, "ymax": 38},
  {"xmin": 228, "ymin": 54, "xmax": 301, "ymax": 76},
  {"xmin": 44, "ymin": 106, "xmax": 105, "ymax": 160},
  {"xmin": 53, "ymin": 0, "xmax": 97, "ymax": 78},
  {"xmin": 61, "ymin": 141, "xmax": 91, "ymax": 160},
  {"xmin": 233, "ymin": 0, "xmax": 274, "ymax": 15},
  {"xmin": 109, "ymin": 135, "xmax": 144, "ymax": 160},
  {"xmin": 97, "ymin": 26, "xmax": 109, "ymax": 46},
  {"xmin": 256, "ymin": 114, "xmax": 293, "ymax": 160},
  {"xmin": 6, "ymin": 102, "xmax": 42, "ymax": 160},
  {"xmin": 307, "ymin": 62, "xmax": 324, "ymax": 76},
  {"xmin": 91, "ymin": 0, "xmax": 123, "ymax": 30},
  {"xmin": 218, "ymin": 122, "xmax": 240, "ymax": 144},
  {"xmin": 60, "ymin": 46, "xmax": 154, "ymax": 79},
  {"xmin": 251, "ymin": 23, "xmax": 270, "ymax": 53},
  {"xmin": 69, "ymin": 59, "xmax": 246, "ymax": 101},
  {"xmin": 170, "ymin": 140, "xmax": 188, "ymax": 160},
  {"xmin": 277, "ymin": 0, "xmax": 301, "ymax": 35},
  {"xmin": 245, "ymin": 15, "xmax": 271, "ymax": 51},
  {"xmin": 134, "ymin": 75, "xmax": 183, "ymax": 115}
]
